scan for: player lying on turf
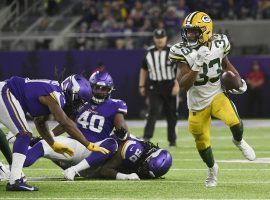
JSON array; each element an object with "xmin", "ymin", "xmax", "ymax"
[
  {"xmin": 24, "ymin": 71, "xmax": 126, "ymax": 179},
  {"xmin": 169, "ymin": 11, "xmax": 256, "ymax": 187},
  {"xmin": 0, "ymin": 74, "xmax": 108, "ymax": 191}
]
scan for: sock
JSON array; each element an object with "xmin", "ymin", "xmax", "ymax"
[
  {"xmin": 9, "ymin": 134, "xmax": 31, "ymax": 184},
  {"xmin": 0, "ymin": 129, "xmax": 12, "ymax": 165},
  {"xmin": 230, "ymin": 121, "xmax": 243, "ymax": 142},
  {"xmin": 9, "ymin": 153, "xmax": 26, "ymax": 184},
  {"xmin": 73, "ymin": 159, "xmax": 90, "ymax": 173},
  {"xmin": 199, "ymin": 146, "xmax": 215, "ymax": 168},
  {"xmin": 24, "ymin": 142, "xmax": 45, "ymax": 167}
]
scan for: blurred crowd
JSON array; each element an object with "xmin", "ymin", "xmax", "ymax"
[{"xmin": 71, "ymin": 0, "xmax": 270, "ymax": 50}]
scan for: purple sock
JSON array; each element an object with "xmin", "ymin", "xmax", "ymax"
[
  {"xmin": 24, "ymin": 142, "xmax": 45, "ymax": 167},
  {"xmin": 13, "ymin": 134, "xmax": 31, "ymax": 155}
]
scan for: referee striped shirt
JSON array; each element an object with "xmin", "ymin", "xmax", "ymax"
[{"xmin": 141, "ymin": 44, "xmax": 177, "ymax": 81}]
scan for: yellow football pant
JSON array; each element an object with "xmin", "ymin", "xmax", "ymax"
[{"xmin": 188, "ymin": 93, "xmax": 240, "ymax": 151}]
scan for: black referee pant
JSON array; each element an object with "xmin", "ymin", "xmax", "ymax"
[{"xmin": 143, "ymin": 81, "xmax": 177, "ymax": 145}]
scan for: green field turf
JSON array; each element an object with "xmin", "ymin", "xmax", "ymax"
[{"xmin": 0, "ymin": 125, "xmax": 270, "ymax": 200}]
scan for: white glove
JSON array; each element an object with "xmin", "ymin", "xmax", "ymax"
[
  {"xmin": 116, "ymin": 172, "xmax": 140, "ymax": 180},
  {"xmin": 189, "ymin": 46, "xmax": 210, "ymax": 71},
  {"xmin": 228, "ymin": 79, "xmax": 247, "ymax": 94}
]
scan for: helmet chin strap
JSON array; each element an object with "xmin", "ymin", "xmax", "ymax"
[{"xmin": 92, "ymin": 96, "xmax": 105, "ymax": 104}]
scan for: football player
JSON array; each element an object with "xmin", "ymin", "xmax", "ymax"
[
  {"xmin": 169, "ymin": 11, "xmax": 256, "ymax": 187},
  {"xmin": 98, "ymin": 138, "xmax": 173, "ymax": 180},
  {"xmin": 0, "ymin": 74, "xmax": 108, "ymax": 191},
  {"xmin": 24, "ymin": 71, "xmax": 128, "ymax": 180}
]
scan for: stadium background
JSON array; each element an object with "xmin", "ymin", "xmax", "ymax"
[
  {"xmin": 0, "ymin": 0, "xmax": 270, "ymax": 118},
  {"xmin": 1, "ymin": 1, "xmax": 270, "ymax": 199}
]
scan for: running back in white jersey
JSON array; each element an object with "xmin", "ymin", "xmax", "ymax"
[{"xmin": 169, "ymin": 34, "xmax": 231, "ymax": 111}]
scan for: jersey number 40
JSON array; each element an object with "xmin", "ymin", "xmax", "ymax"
[{"xmin": 77, "ymin": 111, "xmax": 105, "ymax": 133}]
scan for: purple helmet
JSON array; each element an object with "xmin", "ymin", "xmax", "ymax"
[
  {"xmin": 146, "ymin": 149, "xmax": 172, "ymax": 178},
  {"xmin": 89, "ymin": 71, "xmax": 114, "ymax": 104},
  {"xmin": 61, "ymin": 74, "xmax": 92, "ymax": 106}
]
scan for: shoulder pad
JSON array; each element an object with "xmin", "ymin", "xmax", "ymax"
[
  {"xmin": 212, "ymin": 34, "xmax": 231, "ymax": 56},
  {"xmin": 169, "ymin": 43, "xmax": 189, "ymax": 63},
  {"xmin": 111, "ymin": 99, "xmax": 127, "ymax": 114}
]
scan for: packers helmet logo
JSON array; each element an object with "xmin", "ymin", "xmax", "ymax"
[{"xmin": 201, "ymin": 15, "xmax": 211, "ymax": 23}]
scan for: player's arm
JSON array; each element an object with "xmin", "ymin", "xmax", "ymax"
[
  {"xmin": 113, "ymin": 113, "xmax": 129, "ymax": 141},
  {"xmin": 222, "ymin": 56, "xmax": 239, "ymax": 75},
  {"xmin": 39, "ymin": 96, "xmax": 109, "ymax": 154},
  {"xmin": 100, "ymin": 143, "xmax": 123, "ymax": 179},
  {"xmin": 33, "ymin": 115, "xmax": 54, "ymax": 146},
  {"xmin": 177, "ymin": 62, "xmax": 199, "ymax": 91},
  {"xmin": 51, "ymin": 124, "xmax": 65, "ymax": 137},
  {"xmin": 100, "ymin": 142, "xmax": 139, "ymax": 180}
]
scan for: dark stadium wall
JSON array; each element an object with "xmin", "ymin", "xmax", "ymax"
[{"xmin": 0, "ymin": 51, "xmax": 270, "ymax": 118}]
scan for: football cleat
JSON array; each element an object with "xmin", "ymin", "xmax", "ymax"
[
  {"xmin": 205, "ymin": 162, "xmax": 218, "ymax": 188},
  {"xmin": 63, "ymin": 167, "xmax": 80, "ymax": 181},
  {"xmin": 0, "ymin": 162, "xmax": 10, "ymax": 181},
  {"xmin": 232, "ymin": 138, "xmax": 256, "ymax": 161},
  {"xmin": 6, "ymin": 179, "xmax": 38, "ymax": 191}
]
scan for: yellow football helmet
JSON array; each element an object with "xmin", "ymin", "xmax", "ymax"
[{"xmin": 181, "ymin": 11, "xmax": 213, "ymax": 48}]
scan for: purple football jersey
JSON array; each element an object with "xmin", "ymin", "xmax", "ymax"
[
  {"xmin": 121, "ymin": 138, "xmax": 146, "ymax": 168},
  {"xmin": 76, "ymin": 98, "xmax": 127, "ymax": 142},
  {"xmin": 6, "ymin": 76, "xmax": 66, "ymax": 117}
]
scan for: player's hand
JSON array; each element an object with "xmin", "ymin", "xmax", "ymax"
[
  {"xmin": 126, "ymin": 173, "xmax": 140, "ymax": 180},
  {"xmin": 87, "ymin": 142, "xmax": 109, "ymax": 154},
  {"xmin": 116, "ymin": 172, "xmax": 140, "ymax": 180},
  {"xmin": 51, "ymin": 142, "xmax": 74, "ymax": 158},
  {"xmin": 228, "ymin": 79, "xmax": 247, "ymax": 94}
]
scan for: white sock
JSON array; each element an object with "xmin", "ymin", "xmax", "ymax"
[
  {"xmin": 9, "ymin": 153, "xmax": 26, "ymax": 184},
  {"xmin": 73, "ymin": 159, "xmax": 90, "ymax": 173}
]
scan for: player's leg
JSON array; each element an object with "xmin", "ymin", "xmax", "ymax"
[
  {"xmin": 0, "ymin": 128, "xmax": 12, "ymax": 165},
  {"xmin": 188, "ymin": 107, "xmax": 218, "ymax": 187},
  {"xmin": 63, "ymin": 138, "xmax": 118, "ymax": 180},
  {"xmin": 211, "ymin": 93, "xmax": 255, "ymax": 161},
  {"xmin": 0, "ymin": 83, "xmax": 37, "ymax": 191},
  {"xmin": 143, "ymin": 90, "xmax": 163, "ymax": 142},
  {"xmin": 24, "ymin": 136, "xmax": 86, "ymax": 167}
]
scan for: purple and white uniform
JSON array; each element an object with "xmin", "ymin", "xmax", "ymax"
[
  {"xmin": 29, "ymin": 98, "xmax": 127, "ymax": 167},
  {"xmin": 120, "ymin": 138, "xmax": 146, "ymax": 168},
  {"xmin": 0, "ymin": 76, "xmax": 65, "ymax": 134},
  {"xmin": 76, "ymin": 98, "xmax": 127, "ymax": 143}
]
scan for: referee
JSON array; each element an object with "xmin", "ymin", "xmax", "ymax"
[{"xmin": 139, "ymin": 28, "xmax": 179, "ymax": 146}]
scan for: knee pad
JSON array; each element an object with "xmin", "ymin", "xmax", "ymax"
[{"xmin": 100, "ymin": 138, "xmax": 118, "ymax": 155}]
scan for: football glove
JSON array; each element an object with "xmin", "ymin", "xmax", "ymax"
[
  {"xmin": 87, "ymin": 142, "xmax": 109, "ymax": 154},
  {"xmin": 114, "ymin": 127, "xmax": 128, "ymax": 141},
  {"xmin": 189, "ymin": 46, "xmax": 211, "ymax": 71},
  {"xmin": 228, "ymin": 79, "xmax": 247, "ymax": 94},
  {"xmin": 51, "ymin": 142, "xmax": 74, "ymax": 158}
]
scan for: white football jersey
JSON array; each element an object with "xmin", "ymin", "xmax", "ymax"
[{"xmin": 169, "ymin": 34, "xmax": 231, "ymax": 111}]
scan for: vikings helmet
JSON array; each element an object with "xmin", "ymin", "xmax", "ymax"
[
  {"xmin": 181, "ymin": 11, "xmax": 213, "ymax": 48},
  {"xmin": 145, "ymin": 149, "xmax": 172, "ymax": 178},
  {"xmin": 61, "ymin": 74, "xmax": 92, "ymax": 109},
  {"xmin": 89, "ymin": 71, "xmax": 114, "ymax": 104}
]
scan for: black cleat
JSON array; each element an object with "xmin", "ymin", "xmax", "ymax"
[{"xmin": 6, "ymin": 179, "xmax": 39, "ymax": 191}]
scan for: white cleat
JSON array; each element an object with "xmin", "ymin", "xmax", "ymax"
[
  {"xmin": 0, "ymin": 162, "xmax": 10, "ymax": 181},
  {"xmin": 205, "ymin": 162, "xmax": 218, "ymax": 188},
  {"xmin": 232, "ymin": 138, "xmax": 256, "ymax": 161},
  {"xmin": 63, "ymin": 167, "xmax": 79, "ymax": 181}
]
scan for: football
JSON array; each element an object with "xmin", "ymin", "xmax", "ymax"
[{"xmin": 220, "ymin": 71, "xmax": 242, "ymax": 91}]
